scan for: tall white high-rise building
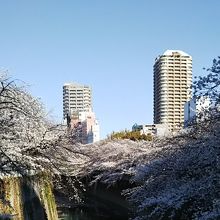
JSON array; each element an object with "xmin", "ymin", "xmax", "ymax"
[
  {"xmin": 63, "ymin": 82, "xmax": 100, "ymax": 144},
  {"xmin": 153, "ymin": 50, "xmax": 192, "ymax": 131},
  {"xmin": 63, "ymin": 82, "xmax": 92, "ymax": 119}
]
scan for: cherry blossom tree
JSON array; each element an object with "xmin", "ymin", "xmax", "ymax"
[
  {"xmin": 194, "ymin": 57, "xmax": 220, "ymax": 104},
  {"xmin": 0, "ymin": 73, "xmax": 89, "ymax": 205},
  {"xmin": 0, "ymin": 73, "xmax": 68, "ymax": 175},
  {"xmin": 193, "ymin": 57, "xmax": 220, "ymax": 120}
]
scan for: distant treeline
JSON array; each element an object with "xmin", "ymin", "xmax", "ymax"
[{"xmin": 109, "ymin": 130, "xmax": 153, "ymax": 141}]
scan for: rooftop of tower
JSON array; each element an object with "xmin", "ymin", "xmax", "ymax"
[
  {"xmin": 163, "ymin": 50, "xmax": 191, "ymax": 57},
  {"xmin": 63, "ymin": 82, "xmax": 90, "ymax": 88},
  {"xmin": 154, "ymin": 50, "xmax": 192, "ymax": 62}
]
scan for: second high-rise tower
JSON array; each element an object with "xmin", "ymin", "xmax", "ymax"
[{"xmin": 153, "ymin": 50, "xmax": 192, "ymax": 131}]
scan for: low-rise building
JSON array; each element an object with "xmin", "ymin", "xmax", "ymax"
[
  {"xmin": 132, "ymin": 123, "xmax": 169, "ymax": 137},
  {"xmin": 68, "ymin": 110, "xmax": 100, "ymax": 144}
]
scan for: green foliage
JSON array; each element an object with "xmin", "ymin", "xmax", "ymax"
[{"xmin": 109, "ymin": 130, "xmax": 153, "ymax": 141}]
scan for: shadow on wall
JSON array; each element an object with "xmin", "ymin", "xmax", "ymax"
[
  {"xmin": 0, "ymin": 178, "xmax": 47, "ymax": 220},
  {"xmin": 0, "ymin": 175, "xmax": 58, "ymax": 220},
  {"xmin": 22, "ymin": 181, "xmax": 47, "ymax": 220}
]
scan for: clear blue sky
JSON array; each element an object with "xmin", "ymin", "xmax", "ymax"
[{"xmin": 0, "ymin": 0, "xmax": 220, "ymax": 138}]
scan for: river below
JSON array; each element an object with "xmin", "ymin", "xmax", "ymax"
[
  {"xmin": 58, "ymin": 206, "xmax": 128, "ymax": 220},
  {"xmin": 57, "ymin": 187, "xmax": 130, "ymax": 220}
]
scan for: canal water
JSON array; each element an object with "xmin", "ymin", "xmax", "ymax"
[
  {"xmin": 57, "ymin": 187, "xmax": 130, "ymax": 220},
  {"xmin": 58, "ymin": 205, "xmax": 129, "ymax": 220}
]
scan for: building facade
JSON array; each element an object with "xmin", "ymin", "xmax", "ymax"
[
  {"xmin": 63, "ymin": 82, "xmax": 99, "ymax": 144},
  {"xmin": 63, "ymin": 82, "xmax": 92, "ymax": 119},
  {"xmin": 69, "ymin": 110, "xmax": 100, "ymax": 144},
  {"xmin": 153, "ymin": 50, "xmax": 192, "ymax": 131},
  {"xmin": 184, "ymin": 96, "xmax": 210, "ymax": 127},
  {"xmin": 132, "ymin": 123, "xmax": 169, "ymax": 137}
]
